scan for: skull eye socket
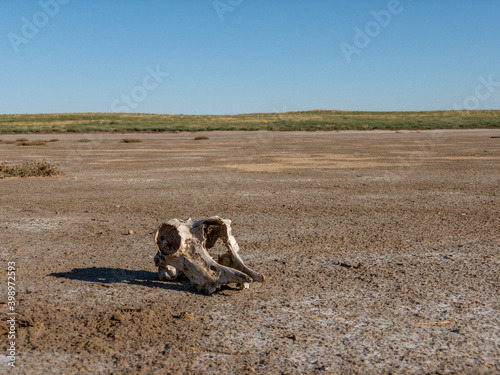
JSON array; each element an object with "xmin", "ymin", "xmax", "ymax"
[{"xmin": 156, "ymin": 224, "xmax": 181, "ymax": 255}]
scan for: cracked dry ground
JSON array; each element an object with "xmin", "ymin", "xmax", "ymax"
[{"xmin": 1, "ymin": 130, "xmax": 499, "ymax": 374}]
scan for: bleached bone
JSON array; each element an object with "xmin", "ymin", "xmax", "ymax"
[{"xmin": 154, "ymin": 216, "xmax": 265, "ymax": 294}]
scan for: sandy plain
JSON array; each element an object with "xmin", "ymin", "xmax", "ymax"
[{"xmin": 1, "ymin": 130, "xmax": 499, "ymax": 374}]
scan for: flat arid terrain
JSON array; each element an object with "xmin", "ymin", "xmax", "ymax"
[{"xmin": 1, "ymin": 130, "xmax": 499, "ymax": 374}]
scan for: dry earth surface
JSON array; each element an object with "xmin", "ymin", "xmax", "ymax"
[{"xmin": 1, "ymin": 130, "xmax": 499, "ymax": 374}]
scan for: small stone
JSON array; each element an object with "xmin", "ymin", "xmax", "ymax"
[
  {"xmin": 287, "ymin": 333, "xmax": 299, "ymax": 342},
  {"xmin": 174, "ymin": 312, "xmax": 195, "ymax": 320},
  {"xmin": 128, "ymin": 229, "xmax": 134, "ymax": 235},
  {"xmin": 111, "ymin": 313, "xmax": 127, "ymax": 322}
]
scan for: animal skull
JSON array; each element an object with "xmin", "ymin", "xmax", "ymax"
[{"xmin": 154, "ymin": 216, "xmax": 265, "ymax": 294}]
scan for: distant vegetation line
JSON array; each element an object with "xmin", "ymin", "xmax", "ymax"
[{"xmin": 0, "ymin": 110, "xmax": 498, "ymax": 133}]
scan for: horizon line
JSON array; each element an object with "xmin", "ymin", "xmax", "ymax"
[{"xmin": 2, "ymin": 109, "xmax": 500, "ymax": 116}]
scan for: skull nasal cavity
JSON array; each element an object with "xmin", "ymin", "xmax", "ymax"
[{"xmin": 157, "ymin": 224, "xmax": 181, "ymax": 255}]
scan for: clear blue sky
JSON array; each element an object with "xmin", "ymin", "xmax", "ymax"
[{"xmin": 1, "ymin": 0, "xmax": 499, "ymax": 115}]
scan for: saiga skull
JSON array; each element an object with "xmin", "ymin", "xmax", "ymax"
[{"xmin": 154, "ymin": 217, "xmax": 265, "ymax": 294}]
